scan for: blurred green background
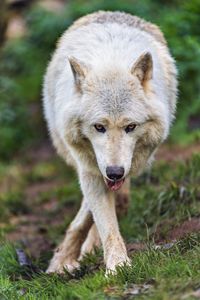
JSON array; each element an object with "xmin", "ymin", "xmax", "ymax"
[{"xmin": 0, "ymin": 0, "xmax": 200, "ymax": 160}]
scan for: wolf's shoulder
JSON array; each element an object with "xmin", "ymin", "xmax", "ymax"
[{"xmin": 68, "ymin": 11, "xmax": 166, "ymax": 46}]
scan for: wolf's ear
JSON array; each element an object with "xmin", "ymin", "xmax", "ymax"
[
  {"xmin": 68, "ymin": 56, "xmax": 88, "ymax": 92},
  {"xmin": 131, "ymin": 52, "xmax": 153, "ymax": 87}
]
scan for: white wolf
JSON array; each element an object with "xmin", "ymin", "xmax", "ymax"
[{"xmin": 43, "ymin": 11, "xmax": 177, "ymax": 274}]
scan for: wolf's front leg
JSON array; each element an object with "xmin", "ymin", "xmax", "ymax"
[
  {"xmin": 80, "ymin": 173, "xmax": 130, "ymax": 274},
  {"xmin": 80, "ymin": 178, "xmax": 131, "ymax": 259},
  {"xmin": 47, "ymin": 199, "xmax": 93, "ymax": 273}
]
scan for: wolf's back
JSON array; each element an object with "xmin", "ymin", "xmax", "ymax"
[{"xmin": 68, "ymin": 11, "xmax": 166, "ymax": 46}]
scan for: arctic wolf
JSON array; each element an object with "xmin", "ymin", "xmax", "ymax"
[{"xmin": 43, "ymin": 11, "xmax": 177, "ymax": 274}]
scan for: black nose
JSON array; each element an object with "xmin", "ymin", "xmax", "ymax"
[{"xmin": 106, "ymin": 166, "xmax": 124, "ymax": 181}]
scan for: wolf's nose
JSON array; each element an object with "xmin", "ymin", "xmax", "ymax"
[{"xmin": 106, "ymin": 166, "xmax": 124, "ymax": 181}]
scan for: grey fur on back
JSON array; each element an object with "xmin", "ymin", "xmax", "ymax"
[{"xmin": 68, "ymin": 11, "xmax": 166, "ymax": 45}]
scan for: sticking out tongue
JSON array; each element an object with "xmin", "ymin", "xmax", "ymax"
[{"xmin": 106, "ymin": 178, "xmax": 125, "ymax": 191}]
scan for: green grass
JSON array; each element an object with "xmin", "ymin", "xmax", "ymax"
[
  {"xmin": 0, "ymin": 235, "xmax": 199, "ymax": 299},
  {"xmin": 0, "ymin": 153, "xmax": 199, "ymax": 299}
]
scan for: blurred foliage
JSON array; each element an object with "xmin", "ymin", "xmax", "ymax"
[{"xmin": 0, "ymin": 0, "xmax": 200, "ymax": 159}]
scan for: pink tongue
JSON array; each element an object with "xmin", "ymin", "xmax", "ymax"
[{"xmin": 107, "ymin": 179, "xmax": 124, "ymax": 191}]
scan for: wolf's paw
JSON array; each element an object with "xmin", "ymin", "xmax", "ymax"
[
  {"xmin": 105, "ymin": 255, "xmax": 131, "ymax": 276},
  {"xmin": 46, "ymin": 259, "xmax": 80, "ymax": 274}
]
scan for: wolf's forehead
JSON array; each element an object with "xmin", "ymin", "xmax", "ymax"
[
  {"xmin": 96, "ymin": 84, "xmax": 134, "ymax": 114},
  {"xmin": 85, "ymin": 71, "xmax": 148, "ymax": 122},
  {"xmin": 87, "ymin": 95, "xmax": 148, "ymax": 126}
]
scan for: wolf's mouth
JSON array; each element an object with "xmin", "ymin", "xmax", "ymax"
[{"xmin": 105, "ymin": 178, "xmax": 125, "ymax": 191}]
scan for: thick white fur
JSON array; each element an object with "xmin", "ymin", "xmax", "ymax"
[{"xmin": 43, "ymin": 11, "xmax": 177, "ymax": 274}]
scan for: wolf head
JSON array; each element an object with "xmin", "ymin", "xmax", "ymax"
[{"xmin": 66, "ymin": 53, "xmax": 169, "ymax": 191}]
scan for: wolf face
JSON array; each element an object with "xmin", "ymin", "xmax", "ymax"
[
  {"xmin": 68, "ymin": 53, "xmax": 166, "ymax": 191},
  {"xmin": 82, "ymin": 115, "xmax": 138, "ymax": 190}
]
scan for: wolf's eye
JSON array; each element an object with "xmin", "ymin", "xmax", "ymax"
[
  {"xmin": 94, "ymin": 124, "xmax": 106, "ymax": 133},
  {"xmin": 125, "ymin": 123, "xmax": 137, "ymax": 133}
]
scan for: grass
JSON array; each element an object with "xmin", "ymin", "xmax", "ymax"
[
  {"xmin": 0, "ymin": 151, "xmax": 199, "ymax": 299},
  {"xmin": 0, "ymin": 236, "xmax": 199, "ymax": 299}
]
